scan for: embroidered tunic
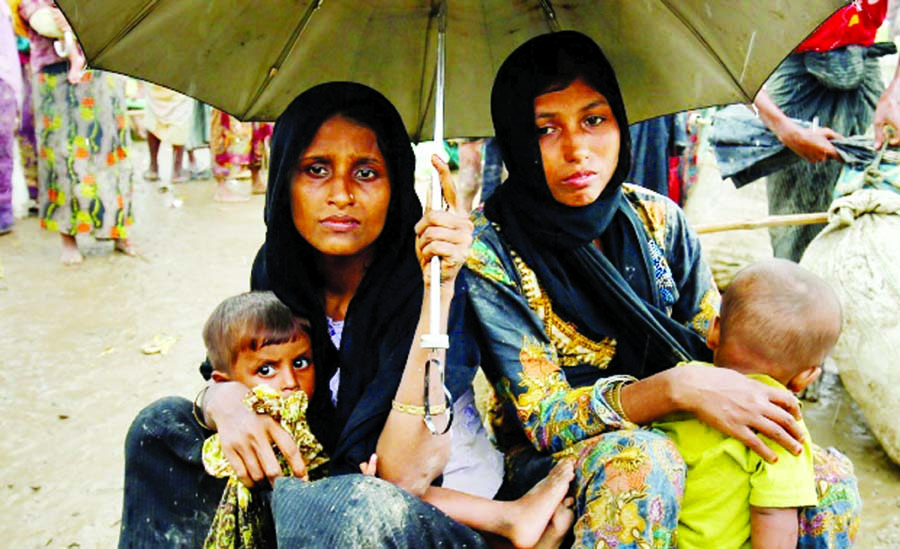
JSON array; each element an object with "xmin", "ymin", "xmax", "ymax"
[{"xmin": 465, "ymin": 184, "xmax": 719, "ymax": 457}]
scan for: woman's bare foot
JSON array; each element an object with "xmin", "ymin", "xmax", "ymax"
[
  {"xmin": 501, "ymin": 459, "xmax": 576, "ymax": 549},
  {"xmin": 114, "ymin": 238, "xmax": 138, "ymax": 257},
  {"xmin": 251, "ymin": 180, "xmax": 267, "ymax": 194},
  {"xmin": 60, "ymin": 233, "xmax": 83, "ymax": 265},
  {"xmin": 533, "ymin": 498, "xmax": 576, "ymax": 549},
  {"xmin": 250, "ymin": 167, "xmax": 266, "ymax": 194},
  {"xmin": 213, "ymin": 180, "xmax": 249, "ymax": 202}
]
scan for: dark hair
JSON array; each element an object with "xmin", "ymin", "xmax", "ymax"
[
  {"xmin": 720, "ymin": 259, "xmax": 842, "ymax": 374},
  {"xmin": 490, "ymin": 30, "xmax": 632, "ymax": 194},
  {"xmin": 265, "ymin": 82, "xmax": 420, "ymax": 287},
  {"xmin": 203, "ymin": 291, "xmax": 310, "ymax": 374}
]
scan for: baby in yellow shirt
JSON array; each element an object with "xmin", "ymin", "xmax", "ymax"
[{"xmin": 654, "ymin": 258, "xmax": 842, "ymax": 549}]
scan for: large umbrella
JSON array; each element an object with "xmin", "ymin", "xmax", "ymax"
[
  {"xmin": 57, "ymin": 1, "xmax": 844, "ymax": 141},
  {"xmin": 56, "ymin": 0, "xmax": 843, "ymax": 353}
]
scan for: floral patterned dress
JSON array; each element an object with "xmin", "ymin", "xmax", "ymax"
[{"xmin": 465, "ymin": 184, "xmax": 859, "ymax": 548}]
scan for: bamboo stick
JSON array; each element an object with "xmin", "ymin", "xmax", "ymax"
[{"xmin": 694, "ymin": 212, "xmax": 829, "ymax": 234}]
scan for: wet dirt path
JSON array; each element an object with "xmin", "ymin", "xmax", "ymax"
[{"xmin": 1, "ymin": 147, "xmax": 898, "ymax": 547}]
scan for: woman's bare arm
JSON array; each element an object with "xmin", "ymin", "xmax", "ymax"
[
  {"xmin": 621, "ymin": 363, "xmax": 804, "ymax": 463},
  {"xmin": 375, "ymin": 156, "xmax": 473, "ymax": 496}
]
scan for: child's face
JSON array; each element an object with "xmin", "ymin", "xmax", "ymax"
[{"xmin": 229, "ymin": 333, "xmax": 315, "ymax": 397}]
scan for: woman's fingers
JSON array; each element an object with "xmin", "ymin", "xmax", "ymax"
[
  {"xmin": 768, "ymin": 386, "xmax": 802, "ymax": 420},
  {"xmin": 732, "ymin": 426, "xmax": 778, "ymax": 464},
  {"xmin": 430, "ymin": 154, "xmax": 460, "ymax": 213},
  {"xmin": 222, "ymin": 435, "xmax": 268, "ymax": 488},
  {"xmin": 216, "ymin": 405, "xmax": 285, "ymax": 486},
  {"xmin": 679, "ymin": 364, "xmax": 806, "ymax": 461},
  {"xmin": 414, "ymin": 210, "xmax": 473, "ymax": 280},
  {"xmin": 269, "ymin": 425, "xmax": 308, "ymax": 482},
  {"xmin": 751, "ymin": 415, "xmax": 803, "ymax": 460},
  {"xmin": 221, "ymin": 445, "xmax": 253, "ymax": 487}
]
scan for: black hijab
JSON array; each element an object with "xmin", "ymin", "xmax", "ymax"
[
  {"xmin": 256, "ymin": 82, "xmax": 423, "ymax": 474},
  {"xmin": 484, "ymin": 31, "xmax": 709, "ymax": 380}
]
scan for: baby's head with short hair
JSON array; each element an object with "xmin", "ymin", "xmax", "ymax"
[
  {"xmin": 712, "ymin": 259, "xmax": 842, "ymax": 391},
  {"xmin": 203, "ymin": 291, "xmax": 310, "ymax": 378}
]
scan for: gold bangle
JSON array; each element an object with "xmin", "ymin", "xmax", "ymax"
[
  {"xmin": 192, "ymin": 385, "xmax": 212, "ymax": 430},
  {"xmin": 606, "ymin": 380, "xmax": 633, "ymax": 424},
  {"xmin": 391, "ymin": 399, "xmax": 447, "ymax": 416}
]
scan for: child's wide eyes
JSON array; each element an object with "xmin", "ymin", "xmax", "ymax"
[
  {"xmin": 257, "ymin": 364, "xmax": 275, "ymax": 377},
  {"xmin": 293, "ymin": 357, "xmax": 311, "ymax": 370}
]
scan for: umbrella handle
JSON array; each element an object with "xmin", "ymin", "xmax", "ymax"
[
  {"xmin": 421, "ymin": 255, "xmax": 449, "ymax": 350},
  {"xmin": 422, "ymin": 165, "xmax": 449, "ymax": 351}
]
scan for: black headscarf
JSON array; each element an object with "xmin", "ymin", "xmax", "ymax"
[
  {"xmin": 254, "ymin": 82, "xmax": 423, "ymax": 474},
  {"xmin": 484, "ymin": 31, "xmax": 709, "ymax": 380}
]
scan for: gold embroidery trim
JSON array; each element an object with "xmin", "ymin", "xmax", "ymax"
[{"xmin": 511, "ymin": 251, "xmax": 616, "ymax": 369}]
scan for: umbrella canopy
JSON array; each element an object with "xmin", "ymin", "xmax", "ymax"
[{"xmin": 57, "ymin": 0, "xmax": 844, "ymax": 141}]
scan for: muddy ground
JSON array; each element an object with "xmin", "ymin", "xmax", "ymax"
[{"xmin": 1, "ymin": 145, "xmax": 898, "ymax": 547}]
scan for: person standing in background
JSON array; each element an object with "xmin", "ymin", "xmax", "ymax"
[
  {"xmin": 209, "ymin": 109, "xmax": 271, "ymax": 202},
  {"xmin": 7, "ymin": 0, "xmax": 37, "ymax": 214},
  {"xmin": 141, "ymin": 83, "xmax": 193, "ymax": 187},
  {"xmin": 754, "ymin": 0, "xmax": 900, "ymax": 261},
  {"xmin": 0, "ymin": 0, "xmax": 23, "ymax": 234}
]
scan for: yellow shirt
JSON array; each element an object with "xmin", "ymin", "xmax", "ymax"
[{"xmin": 653, "ymin": 374, "xmax": 818, "ymax": 549}]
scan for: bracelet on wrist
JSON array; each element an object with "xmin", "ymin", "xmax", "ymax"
[
  {"xmin": 605, "ymin": 378, "xmax": 634, "ymax": 424},
  {"xmin": 391, "ymin": 399, "xmax": 447, "ymax": 416},
  {"xmin": 192, "ymin": 385, "xmax": 212, "ymax": 430}
]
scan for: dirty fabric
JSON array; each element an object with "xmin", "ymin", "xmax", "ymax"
[
  {"xmin": 119, "ymin": 397, "xmax": 227, "ymax": 548},
  {"xmin": 202, "ymin": 386, "xmax": 328, "ymax": 548},
  {"xmin": 711, "ymin": 106, "xmax": 894, "ymax": 187},
  {"xmin": 119, "ymin": 396, "xmax": 487, "ymax": 548},
  {"xmin": 272, "ymin": 475, "xmax": 489, "ymax": 548}
]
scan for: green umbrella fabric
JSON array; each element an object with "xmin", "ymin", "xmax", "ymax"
[{"xmin": 56, "ymin": 0, "xmax": 844, "ymax": 141}]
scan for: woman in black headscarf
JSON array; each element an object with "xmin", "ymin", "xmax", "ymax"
[
  {"xmin": 119, "ymin": 82, "xmax": 488, "ymax": 547},
  {"xmin": 464, "ymin": 31, "xmax": 858, "ymax": 547}
]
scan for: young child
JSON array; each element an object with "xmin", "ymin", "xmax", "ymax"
[
  {"xmin": 199, "ymin": 291, "xmax": 576, "ymax": 549},
  {"xmin": 200, "ymin": 291, "xmax": 326, "ymax": 547},
  {"xmin": 654, "ymin": 258, "xmax": 843, "ymax": 548}
]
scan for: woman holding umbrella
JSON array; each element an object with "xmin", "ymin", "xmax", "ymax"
[
  {"xmin": 120, "ymin": 82, "xmax": 573, "ymax": 548},
  {"xmin": 464, "ymin": 31, "xmax": 860, "ymax": 547}
]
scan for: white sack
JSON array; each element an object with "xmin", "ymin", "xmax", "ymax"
[{"xmin": 800, "ymin": 188, "xmax": 900, "ymax": 465}]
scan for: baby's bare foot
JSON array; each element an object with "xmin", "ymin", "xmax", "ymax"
[
  {"xmin": 503, "ymin": 459, "xmax": 575, "ymax": 549},
  {"xmin": 533, "ymin": 497, "xmax": 575, "ymax": 549}
]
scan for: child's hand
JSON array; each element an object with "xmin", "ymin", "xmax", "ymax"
[{"xmin": 359, "ymin": 453, "xmax": 378, "ymax": 476}]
